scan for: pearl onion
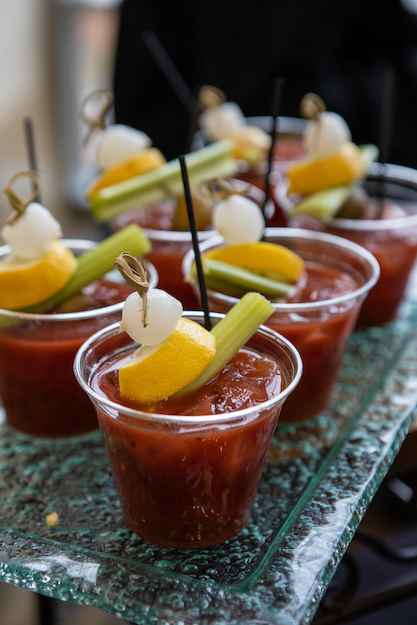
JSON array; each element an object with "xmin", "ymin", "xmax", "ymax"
[
  {"xmin": 120, "ymin": 288, "xmax": 183, "ymax": 346},
  {"xmin": 1, "ymin": 202, "xmax": 62, "ymax": 260},
  {"xmin": 199, "ymin": 102, "xmax": 246, "ymax": 141},
  {"xmin": 212, "ymin": 195, "xmax": 265, "ymax": 245},
  {"xmin": 97, "ymin": 124, "xmax": 152, "ymax": 170},
  {"xmin": 304, "ymin": 111, "xmax": 352, "ymax": 160}
]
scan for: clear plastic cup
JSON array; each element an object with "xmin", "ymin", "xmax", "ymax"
[
  {"xmin": 0, "ymin": 240, "xmax": 157, "ymax": 438},
  {"xmin": 74, "ymin": 312, "xmax": 302, "ymax": 548},
  {"xmin": 276, "ymin": 163, "xmax": 417, "ymax": 326},
  {"xmin": 182, "ymin": 228, "xmax": 379, "ymax": 423}
]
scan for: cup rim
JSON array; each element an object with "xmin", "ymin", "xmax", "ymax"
[
  {"xmin": 182, "ymin": 228, "xmax": 380, "ymax": 313},
  {"xmin": 73, "ymin": 312, "xmax": 303, "ymax": 425},
  {"xmin": 275, "ymin": 162, "xmax": 417, "ymax": 231},
  {"xmin": 0, "ymin": 239, "xmax": 158, "ymax": 321}
]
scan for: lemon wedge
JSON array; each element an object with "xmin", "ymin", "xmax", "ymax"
[
  {"xmin": 204, "ymin": 242, "xmax": 304, "ymax": 284},
  {"xmin": 287, "ymin": 142, "xmax": 367, "ymax": 196},
  {"xmin": 0, "ymin": 240, "xmax": 77, "ymax": 310},
  {"xmin": 119, "ymin": 318, "xmax": 216, "ymax": 404},
  {"xmin": 86, "ymin": 147, "xmax": 166, "ymax": 199}
]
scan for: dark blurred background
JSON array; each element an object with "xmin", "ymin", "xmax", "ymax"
[{"xmin": 114, "ymin": 0, "xmax": 417, "ymax": 165}]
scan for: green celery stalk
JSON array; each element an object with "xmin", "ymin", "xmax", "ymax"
[
  {"xmin": 174, "ymin": 292, "xmax": 274, "ymax": 397},
  {"xmin": 91, "ymin": 140, "xmax": 237, "ymax": 222},
  {"xmin": 21, "ymin": 225, "xmax": 150, "ymax": 313},
  {"xmin": 193, "ymin": 258, "xmax": 293, "ymax": 297}
]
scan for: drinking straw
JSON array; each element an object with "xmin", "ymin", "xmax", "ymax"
[
  {"xmin": 376, "ymin": 67, "xmax": 396, "ymax": 216},
  {"xmin": 23, "ymin": 117, "xmax": 41, "ymax": 202},
  {"xmin": 142, "ymin": 30, "xmax": 198, "ymax": 116},
  {"xmin": 263, "ymin": 77, "xmax": 285, "ymax": 220},
  {"xmin": 179, "ymin": 154, "xmax": 212, "ymax": 330},
  {"xmin": 184, "ymin": 87, "xmax": 201, "ymax": 154}
]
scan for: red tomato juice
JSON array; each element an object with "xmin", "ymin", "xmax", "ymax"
[
  {"xmin": 91, "ymin": 345, "xmax": 285, "ymax": 548},
  {"xmin": 0, "ymin": 280, "xmax": 132, "ymax": 438},
  {"xmin": 201, "ymin": 259, "xmax": 367, "ymax": 423}
]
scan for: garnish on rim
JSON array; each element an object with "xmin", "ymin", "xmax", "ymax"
[
  {"xmin": 0, "ymin": 172, "xmax": 77, "ymax": 310},
  {"xmin": 82, "ymin": 89, "xmax": 166, "ymax": 200},
  {"xmin": 286, "ymin": 93, "xmax": 372, "ymax": 196},
  {"xmin": 198, "ymin": 85, "xmax": 271, "ymax": 165},
  {"xmin": 114, "ymin": 253, "xmax": 216, "ymax": 404},
  {"xmin": 186, "ymin": 178, "xmax": 304, "ymax": 299}
]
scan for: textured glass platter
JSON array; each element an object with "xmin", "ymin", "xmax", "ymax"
[{"xmin": 2, "ymin": 276, "xmax": 417, "ymax": 625}]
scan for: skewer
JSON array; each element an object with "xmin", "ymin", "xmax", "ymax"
[{"xmin": 179, "ymin": 154, "xmax": 212, "ymax": 330}]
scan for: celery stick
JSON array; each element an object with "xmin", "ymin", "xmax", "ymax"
[
  {"xmin": 291, "ymin": 185, "xmax": 352, "ymax": 221},
  {"xmin": 91, "ymin": 140, "xmax": 237, "ymax": 222},
  {"xmin": 174, "ymin": 292, "xmax": 274, "ymax": 397},
  {"xmin": 21, "ymin": 225, "xmax": 150, "ymax": 313},
  {"xmin": 194, "ymin": 258, "xmax": 293, "ymax": 297}
]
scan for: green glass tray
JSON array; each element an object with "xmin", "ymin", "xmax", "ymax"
[{"xmin": 1, "ymin": 278, "xmax": 417, "ymax": 625}]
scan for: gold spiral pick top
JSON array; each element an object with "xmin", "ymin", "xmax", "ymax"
[
  {"xmin": 198, "ymin": 85, "xmax": 227, "ymax": 110},
  {"xmin": 4, "ymin": 171, "xmax": 41, "ymax": 226},
  {"xmin": 201, "ymin": 178, "xmax": 251, "ymax": 201},
  {"xmin": 114, "ymin": 252, "xmax": 149, "ymax": 327},
  {"xmin": 300, "ymin": 93, "xmax": 326, "ymax": 121},
  {"xmin": 80, "ymin": 88, "xmax": 114, "ymax": 146}
]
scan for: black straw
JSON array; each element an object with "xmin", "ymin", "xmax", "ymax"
[
  {"xmin": 263, "ymin": 77, "xmax": 285, "ymax": 219},
  {"xmin": 24, "ymin": 117, "xmax": 41, "ymax": 202},
  {"xmin": 376, "ymin": 67, "xmax": 396, "ymax": 215},
  {"xmin": 179, "ymin": 155, "xmax": 212, "ymax": 330},
  {"xmin": 184, "ymin": 87, "xmax": 201, "ymax": 154},
  {"xmin": 142, "ymin": 30, "xmax": 198, "ymax": 116}
]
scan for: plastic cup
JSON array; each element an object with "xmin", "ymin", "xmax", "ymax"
[
  {"xmin": 276, "ymin": 163, "xmax": 417, "ymax": 326},
  {"xmin": 109, "ymin": 180, "xmax": 266, "ymax": 309},
  {"xmin": 0, "ymin": 240, "xmax": 157, "ymax": 438},
  {"xmin": 74, "ymin": 312, "xmax": 302, "ymax": 548},
  {"xmin": 182, "ymin": 228, "xmax": 379, "ymax": 423}
]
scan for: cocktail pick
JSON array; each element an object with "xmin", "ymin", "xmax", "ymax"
[
  {"xmin": 142, "ymin": 30, "xmax": 197, "ymax": 117},
  {"xmin": 263, "ymin": 77, "xmax": 285, "ymax": 221},
  {"xmin": 80, "ymin": 89, "xmax": 114, "ymax": 146},
  {"xmin": 23, "ymin": 117, "xmax": 41, "ymax": 203},
  {"xmin": 179, "ymin": 154, "xmax": 212, "ymax": 331},
  {"xmin": 4, "ymin": 171, "xmax": 40, "ymax": 226},
  {"xmin": 376, "ymin": 66, "xmax": 396, "ymax": 217}
]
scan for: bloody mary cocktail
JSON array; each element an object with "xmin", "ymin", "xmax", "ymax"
[
  {"xmin": 110, "ymin": 180, "xmax": 265, "ymax": 309},
  {"xmin": 74, "ymin": 313, "xmax": 302, "ymax": 548},
  {"xmin": 0, "ymin": 240, "xmax": 157, "ymax": 438},
  {"xmin": 183, "ymin": 229, "xmax": 379, "ymax": 423},
  {"xmin": 278, "ymin": 164, "xmax": 417, "ymax": 327}
]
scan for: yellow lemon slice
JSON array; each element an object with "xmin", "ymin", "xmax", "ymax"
[
  {"xmin": 287, "ymin": 142, "xmax": 367, "ymax": 196},
  {"xmin": 205, "ymin": 242, "xmax": 304, "ymax": 284},
  {"xmin": 86, "ymin": 147, "xmax": 166, "ymax": 199},
  {"xmin": 119, "ymin": 318, "xmax": 216, "ymax": 404},
  {"xmin": 0, "ymin": 240, "xmax": 77, "ymax": 310}
]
